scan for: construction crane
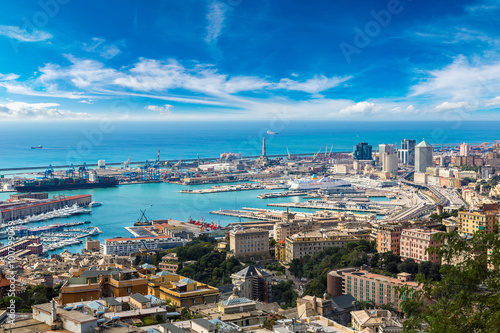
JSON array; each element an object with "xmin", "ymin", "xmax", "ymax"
[
  {"xmin": 44, "ymin": 165, "xmax": 55, "ymax": 179},
  {"xmin": 65, "ymin": 164, "xmax": 75, "ymax": 178}
]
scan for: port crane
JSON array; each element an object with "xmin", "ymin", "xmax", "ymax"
[
  {"xmin": 78, "ymin": 163, "xmax": 89, "ymax": 179},
  {"xmin": 66, "ymin": 164, "xmax": 75, "ymax": 178},
  {"xmin": 122, "ymin": 156, "xmax": 131, "ymax": 168},
  {"xmin": 44, "ymin": 165, "xmax": 55, "ymax": 179},
  {"xmin": 286, "ymin": 146, "xmax": 291, "ymax": 160},
  {"xmin": 313, "ymin": 148, "xmax": 322, "ymax": 159}
]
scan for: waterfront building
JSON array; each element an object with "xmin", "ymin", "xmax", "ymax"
[
  {"xmin": 231, "ymin": 265, "xmax": 271, "ymax": 302},
  {"xmin": 458, "ymin": 210, "xmax": 498, "ymax": 237},
  {"xmin": 58, "ymin": 265, "xmax": 148, "ymax": 305},
  {"xmin": 284, "ymin": 230, "xmax": 358, "ymax": 263},
  {"xmin": 399, "ymin": 139, "xmax": 416, "ymax": 165},
  {"xmin": 327, "ymin": 268, "xmax": 420, "ymax": 312},
  {"xmin": 415, "ymin": 140, "xmax": 433, "ymax": 173},
  {"xmin": 377, "ymin": 225, "xmax": 403, "ymax": 255},
  {"xmin": 353, "ymin": 142, "xmax": 372, "ymax": 160},
  {"xmin": 400, "ymin": 229, "xmax": 442, "ymax": 263},
  {"xmin": 147, "ymin": 271, "xmax": 220, "ymax": 308},
  {"xmin": 100, "ymin": 235, "xmax": 186, "ymax": 255},
  {"xmin": 229, "ymin": 227, "xmax": 270, "ymax": 260},
  {"xmin": 0, "ymin": 236, "xmax": 41, "ymax": 257}
]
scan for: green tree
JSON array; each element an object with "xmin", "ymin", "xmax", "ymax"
[{"xmin": 400, "ymin": 230, "xmax": 500, "ymax": 332}]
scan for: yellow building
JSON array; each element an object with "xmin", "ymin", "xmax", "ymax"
[
  {"xmin": 229, "ymin": 227, "xmax": 270, "ymax": 260},
  {"xmin": 458, "ymin": 210, "xmax": 498, "ymax": 237},
  {"xmin": 148, "ymin": 271, "xmax": 219, "ymax": 308},
  {"xmin": 284, "ymin": 230, "xmax": 358, "ymax": 263},
  {"xmin": 59, "ymin": 266, "xmax": 148, "ymax": 305},
  {"xmin": 274, "ymin": 239, "xmax": 286, "ymax": 262}
]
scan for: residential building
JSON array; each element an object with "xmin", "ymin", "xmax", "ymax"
[
  {"xmin": 32, "ymin": 301, "xmax": 98, "ymax": 333},
  {"xmin": 459, "ymin": 142, "xmax": 469, "ymax": 157},
  {"xmin": 229, "ymin": 227, "xmax": 270, "ymax": 260},
  {"xmin": 353, "ymin": 142, "xmax": 372, "ymax": 160},
  {"xmin": 327, "ymin": 268, "xmax": 420, "ymax": 311},
  {"xmin": 284, "ymin": 230, "xmax": 358, "ymax": 263},
  {"xmin": 147, "ymin": 271, "xmax": 220, "ymax": 308},
  {"xmin": 383, "ymin": 153, "xmax": 399, "ymax": 174},
  {"xmin": 231, "ymin": 265, "xmax": 271, "ymax": 302},
  {"xmin": 100, "ymin": 235, "xmax": 186, "ymax": 255},
  {"xmin": 275, "ymin": 239, "xmax": 286, "ymax": 262},
  {"xmin": 85, "ymin": 237, "xmax": 100, "ymax": 252},
  {"xmin": 351, "ymin": 309, "xmax": 403, "ymax": 332},
  {"xmin": 377, "ymin": 225, "xmax": 403, "ymax": 255},
  {"xmin": 297, "ymin": 295, "xmax": 332, "ymax": 318},
  {"xmin": 400, "ymin": 229, "xmax": 443, "ymax": 263},
  {"xmin": 58, "ymin": 265, "xmax": 148, "ymax": 305},
  {"xmin": 458, "ymin": 210, "xmax": 498, "ymax": 237},
  {"xmin": 415, "ymin": 139, "xmax": 433, "ymax": 173}
]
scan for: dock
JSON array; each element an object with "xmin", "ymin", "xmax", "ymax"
[
  {"xmin": 266, "ymin": 201, "xmax": 390, "ymax": 215},
  {"xmin": 180, "ymin": 183, "xmax": 266, "ymax": 194},
  {"xmin": 257, "ymin": 191, "xmax": 306, "ymax": 199},
  {"xmin": 210, "ymin": 207, "xmax": 310, "ymax": 221}
]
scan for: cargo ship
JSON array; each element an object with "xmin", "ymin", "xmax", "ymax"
[{"xmin": 14, "ymin": 176, "xmax": 119, "ymax": 192}]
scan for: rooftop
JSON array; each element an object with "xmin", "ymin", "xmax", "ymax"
[{"xmin": 33, "ymin": 303, "xmax": 97, "ymax": 323}]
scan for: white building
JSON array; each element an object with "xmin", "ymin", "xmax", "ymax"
[
  {"xmin": 415, "ymin": 140, "xmax": 433, "ymax": 173},
  {"xmin": 383, "ymin": 154, "xmax": 398, "ymax": 174},
  {"xmin": 100, "ymin": 236, "xmax": 186, "ymax": 255},
  {"xmin": 459, "ymin": 142, "xmax": 469, "ymax": 157}
]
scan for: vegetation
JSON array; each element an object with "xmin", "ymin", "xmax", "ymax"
[
  {"xmin": 459, "ymin": 165, "xmax": 480, "ymax": 172},
  {"xmin": 271, "ymin": 281, "xmax": 298, "ymax": 309},
  {"xmin": 134, "ymin": 314, "xmax": 165, "ymax": 327},
  {"xmin": 370, "ymin": 252, "xmax": 442, "ymax": 281},
  {"xmin": 475, "ymin": 175, "xmax": 500, "ymax": 195},
  {"xmin": 265, "ymin": 261, "xmax": 285, "ymax": 273},
  {"xmin": 429, "ymin": 209, "xmax": 458, "ymax": 222},
  {"xmin": 399, "ymin": 230, "xmax": 500, "ymax": 332},
  {"xmin": 289, "ymin": 240, "xmax": 376, "ymax": 297},
  {"xmin": 0, "ymin": 283, "xmax": 63, "ymax": 312}
]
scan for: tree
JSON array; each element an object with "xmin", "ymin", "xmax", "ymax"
[{"xmin": 400, "ymin": 230, "xmax": 500, "ymax": 332}]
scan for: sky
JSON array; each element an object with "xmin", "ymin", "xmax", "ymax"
[{"xmin": 0, "ymin": 0, "xmax": 499, "ymax": 121}]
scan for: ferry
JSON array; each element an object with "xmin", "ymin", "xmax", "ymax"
[
  {"xmin": 287, "ymin": 175, "xmax": 350, "ymax": 190},
  {"xmin": 267, "ymin": 130, "xmax": 277, "ymax": 135},
  {"xmin": 31, "ymin": 145, "xmax": 43, "ymax": 149}
]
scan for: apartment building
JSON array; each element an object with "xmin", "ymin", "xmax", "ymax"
[
  {"xmin": 147, "ymin": 271, "xmax": 219, "ymax": 308},
  {"xmin": 328, "ymin": 268, "xmax": 420, "ymax": 311},
  {"xmin": 458, "ymin": 210, "xmax": 498, "ymax": 237},
  {"xmin": 100, "ymin": 235, "xmax": 186, "ymax": 255},
  {"xmin": 229, "ymin": 228, "xmax": 270, "ymax": 260},
  {"xmin": 400, "ymin": 229, "xmax": 442, "ymax": 263},
  {"xmin": 377, "ymin": 225, "xmax": 403, "ymax": 255},
  {"xmin": 284, "ymin": 230, "xmax": 358, "ymax": 263},
  {"xmin": 59, "ymin": 265, "xmax": 148, "ymax": 305}
]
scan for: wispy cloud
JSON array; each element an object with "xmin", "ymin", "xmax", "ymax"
[
  {"xmin": 205, "ymin": 1, "xmax": 227, "ymax": 45},
  {"xmin": 82, "ymin": 37, "xmax": 122, "ymax": 59},
  {"xmin": 276, "ymin": 75, "xmax": 351, "ymax": 94},
  {"xmin": 0, "ymin": 73, "xmax": 20, "ymax": 81},
  {"xmin": 0, "ymin": 101, "xmax": 90, "ymax": 120},
  {"xmin": 485, "ymin": 96, "xmax": 500, "ymax": 107},
  {"xmin": 145, "ymin": 104, "xmax": 173, "ymax": 115},
  {"xmin": 0, "ymin": 25, "xmax": 52, "ymax": 42}
]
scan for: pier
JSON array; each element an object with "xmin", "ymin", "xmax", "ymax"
[
  {"xmin": 257, "ymin": 191, "xmax": 306, "ymax": 199},
  {"xmin": 266, "ymin": 201, "xmax": 390, "ymax": 215},
  {"xmin": 180, "ymin": 183, "xmax": 266, "ymax": 194}
]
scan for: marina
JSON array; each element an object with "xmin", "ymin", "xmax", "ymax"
[{"xmin": 0, "ymin": 204, "xmax": 92, "ymax": 228}]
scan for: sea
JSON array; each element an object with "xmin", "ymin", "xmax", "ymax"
[{"xmin": 0, "ymin": 120, "xmax": 499, "ymax": 253}]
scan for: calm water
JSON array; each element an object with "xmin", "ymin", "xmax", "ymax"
[{"xmin": 1, "ymin": 120, "xmax": 499, "ymax": 253}]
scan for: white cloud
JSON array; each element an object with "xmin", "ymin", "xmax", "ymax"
[
  {"xmin": 0, "ymin": 25, "xmax": 52, "ymax": 42},
  {"xmin": 82, "ymin": 37, "xmax": 122, "ymax": 59},
  {"xmin": 485, "ymin": 96, "xmax": 500, "ymax": 107},
  {"xmin": 410, "ymin": 55, "xmax": 500, "ymax": 101},
  {"xmin": 432, "ymin": 101, "xmax": 472, "ymax": 112},
  {"xmin": 0, "ymin": 73, "xmax": 20, "ymax": 81},
  {"xmin": 276, "ymin": 75, "xmax": 351, "ymax": 94},
  {"xmin": 0, "ymin": 102, "xmax": 90, "ymax": 120},
  {"xmin": 205, "ymin": 1, "xmax": 227, "ymax": 45},
  {"xmin": 145, "ymin": 104, "xmax": 173, "ymax": 114},
  {"xmin": 339, "ymin": 101, "xmax": 379, "ymax": 115}
]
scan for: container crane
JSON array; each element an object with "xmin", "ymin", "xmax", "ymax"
[
  {"xmin": 66, "ymin": 164, "xmax": 75, "ymax": 178},
  {"xmin": 78, "ymin": 162, "xmax": 89, "ymax": 179},
  {"xmin": 44, "ymin": 165, "xmax": 55, "ymax": 179}
]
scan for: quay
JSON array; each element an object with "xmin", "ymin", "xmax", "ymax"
[
  {"xmin": 210, "ymin": 207, "xmax": 310, "ymax": 221},
  {"xmin": 180, "ymin": 183, "xmax": 266, "ymax": 194},
  {"xmin": 266, "ymin": 201, "xmax": 390, "ymax": 215},
  {"xmin": 257, "ymin": 191, "xmax": 306, "ymax": 199}
]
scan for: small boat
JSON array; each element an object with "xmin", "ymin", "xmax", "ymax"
[
  {"xmin": 31, "ymin": 145, "xmax": 43, "ymax": 149},
  {"xmin": 89, "ymin": 201, "xmax": 102, "ymax": 208},
  {"xmin": 267, "ymin": 130, "xmax": 277, "ymax": 135}
]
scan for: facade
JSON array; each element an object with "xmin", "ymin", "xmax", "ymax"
[
  {"xmin": 147, "ymin": 271, "xmax": 220, "ymax": 308},
  {"xmin": 100, "ymin": 236, "xmax": 186, "ymax": 255},
  {"xmin": 400, "ymin": 229, "xmax": 442, "ymax": 263},
  {"xmin": 415, "ymin": 140, "xmax": 433, "ymax": 173},
  {"xmin": 284, "ymin": 230, "xmax": 358, "ymax": 263},
  {"xmin": 399, "ymin": 139, "xmax": 416, "ymax": 165},
  {"xmin": 33, "ymin": 301, "xmax": 98, "ymax": 333},
  {"xmin": 231, "ymin": 265, "xmax": 271, "ymax": 302},
  {"xmin": 0, "ymin": 236, "xmax": 41, "ymax": 257},
  {"xmin": 85, "ymin": 237, "xmax": 100, "ymax": 252},
  {"xmin": 353, "ymin": 142, "xmax": 372, "ymax": 160},
  {"xmin": 459, "ymin": 142, "xmax": 470, "ymax": 157},
  {"xmin": 377, "ymin": 225, "xmax": 403, "ymax": 255},
  {"xmin": 229, "ymin": 227, "xmax": 270, "ymax": 260},
  {"xmin": 458, "ymin": 210, "xmax": 498, "ymax": 237},
  {"xmin": 383, "ymin": 154, "xmax": 399, "ymax": 174},
  {"xmin": 59, "ymin": 266, "xmax": 148, "ymax": 305},
  {"xmin": 328, "ymin": 268, "xmax": 420, "ymax": 311},
  {"xmin": 274, "ymin": 218, "xmax": 338, "ymax": 241},
  {"xmin": 351, "ymin": 310, "xmax": 403, "ymax": 332}
]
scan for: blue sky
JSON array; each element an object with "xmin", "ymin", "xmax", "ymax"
[{"xmin": 0, "ymin": 0, "xmax": 499, "ymax": 121}]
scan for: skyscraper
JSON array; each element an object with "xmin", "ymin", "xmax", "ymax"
[
  {"xmin": 415, "ymin": 139, "xmax": 433, "ymax": 173},
  {"xmin": 353, "ymin": 142, "xmax": 372, "ymax": 160},
  {"xmin": 459, "ymin": 142, "xmax": 469, "ymax": 157},
  {"xmin": 399, "ymin": 139, "xmax": 416, "ymax": 165}
]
